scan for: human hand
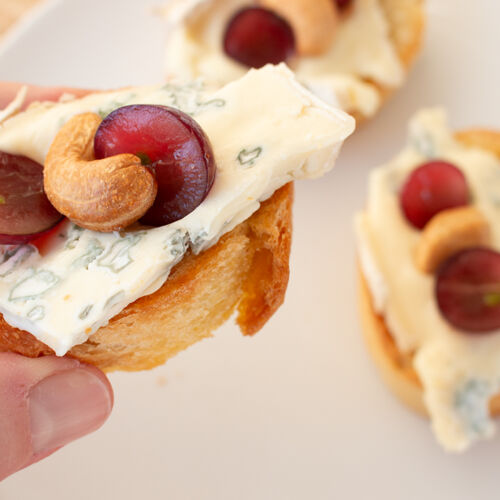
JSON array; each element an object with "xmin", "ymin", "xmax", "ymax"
[
  {"xmin": 0, "ymin": 353, "xmax": 113, "ymax": 481},
  {"xmin": 0, "ymin": 81, "xmax": 90, "ymax": 110},
  {"xmin": 0, "ymin": 83, "xmax": 113, "ymax": 482}
]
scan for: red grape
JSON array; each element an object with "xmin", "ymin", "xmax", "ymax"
[
  {"xmin": 94, "ymin": 105, "xmax": 216, "ymax": 226},
  {"xmin": 30, "ymin": 218, "xmax": 68, "ymax": 255},
  {"xmin": 436, "ymin": 248, "xmax": 500, "ymax": 333},
  {"xmin": 223, "ymin": 7, "xmax": 295, "ymax": 68},
  {"xmin": 0, "ymin": 152, "xmax": 62, "ymax": 244},
  {"xmin": 400, "ymin": 161, "xmax": 469, "ymax": 229},
  {"xmin": 0, "ymin": 227, "xmax": 57, "ymax": 246}
]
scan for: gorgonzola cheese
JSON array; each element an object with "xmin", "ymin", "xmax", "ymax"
[{"xmin": 356, "ymin": 109, "xmax": 500, "ymax": 451}]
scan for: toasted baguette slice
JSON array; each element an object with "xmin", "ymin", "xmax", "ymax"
[
  {"xmin": 350, "ymin": 0, "xmax": 425, "ymax": 123},
  {"xmin": 0, "ymin": 183, "xmax": 293, "ymax": 372},
  {"xmin": 163, "ymin": 0, "xmax": 424, "ymax": 123},
  {"xmin": 357, "ymin": 130, "xmax": 500, "ymax": 416}
]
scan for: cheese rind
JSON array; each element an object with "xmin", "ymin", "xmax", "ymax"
[{"xmin": 0, "ymin": 65, "xmax": 354, "ymax": 356}]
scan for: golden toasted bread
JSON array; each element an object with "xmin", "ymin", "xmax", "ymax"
[
  {"xmin": 357, "ymin": 130, "xmax": 500, "ymax": 416},
  {"xmin": 0, "ymin": 183, "xmax": 293, "ymax": 372}
]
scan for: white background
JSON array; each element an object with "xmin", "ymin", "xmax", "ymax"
[{"xmin": 1, "ymin": 0, "xmax": 500, "ymax": 498}]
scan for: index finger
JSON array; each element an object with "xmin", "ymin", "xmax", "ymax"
[{"xmin": 0, "ymin": 82, "xmax": 91, "ymax": 109}]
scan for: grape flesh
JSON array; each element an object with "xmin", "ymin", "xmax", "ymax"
[
  {"xmin": 0, "ymin": 152, "xmax": 62, "ymax": 244},
  {"xmin": 94, "ymin": 105, "xmax": 216, "ymax": 226},
  {"xmin": 436, "ymin": 248, "xmax": 500, "ymax": 333},
  {"xmin": 223, "ymin": 7, "xmax": 295, "ymax": 69}
]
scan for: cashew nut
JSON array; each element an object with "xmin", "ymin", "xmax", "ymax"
[
  {"xmin": 44, "ymin": 113, "xmax": 157, "ymax": 232},
  {"xmin": 258, "ymin": 0, "xmax": 338, "ymax": 56},
  {"xmin": 415, "ymin": 206, "xmax": 491, "ymax": 274}
]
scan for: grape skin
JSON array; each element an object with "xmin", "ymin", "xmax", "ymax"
[
  {"xmin": 223, "ymin": 7, "xmax": 295, "ymax": 69},
  {"xmin": 436, "ymin": 248, "xmax": 500, "ymax": 333}
]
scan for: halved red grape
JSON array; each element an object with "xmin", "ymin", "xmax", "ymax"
[
  {"xmin": 400, "ymin": 161, "xmax": 469, "ymax": 229},
  {"xmin": 223, "ymin": 7, "xmax": 295, "ymax": 69},
  {"xmin": 0, "ymin": 218, "xmax": 66, "ymax": 249},
  {"xmin": 0, "ymin": 152, "xmax": 62, "ymax": 244},
  {"xmin": 94, "ymin": 105, "xmax": 215, "ymax": 226},
  {"xmin": 436, "ymin": 248, "xmax": 500, "ymax": 333},
  {"xmin": 30, "ymin": 218, "xmax": 69, "ymax": 255},
  {"xmin": 0, "ymin": 226, "xmax": 57, "ymax": 246}
]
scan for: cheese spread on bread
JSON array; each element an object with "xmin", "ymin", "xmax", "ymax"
[
  {"xmin": 356, "ymin": 109, "xmax": 500, "ymax": 451},
  {"xmin": 0, "ymin": 65, "xmax": 354, "ymax": 356},
  {"xmin": 163, "ymin": 0, "xmax": 403, "ymax": 118}
]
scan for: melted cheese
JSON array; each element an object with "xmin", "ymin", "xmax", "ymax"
[
  {"xmin": 356, "ymin": 109, "xmax": 500, "ymax": 451},
  {"xmin": 163, "ymin": 0, "xmax": 403, "ymax": 117},
  {"xmin": 0, "ymin": 64, "xmax": 354, "ymax": 356}
]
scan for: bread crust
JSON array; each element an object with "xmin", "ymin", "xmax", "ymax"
[
  {"xmin": 0, "ymin": 183, "xmax": 293, "ymax": 372},
  {"xmin": 350, "ymin": 0, "xmax": 425, "ymax": 123},
  {"xmin": 358, "ymin": 130, "xmax": 500, "ymax": 417}
]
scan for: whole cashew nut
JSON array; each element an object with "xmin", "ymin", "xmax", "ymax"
[
  {"xmin": 258, "ymin": 0, "xmax": 339, "ymax": 56},
  {"xmin": 415, "ymin": 206, "xmax": 491, "ymax": 274},
  {"xmin": 44, "ymin": 113, "xmax": 157, "ymax": 232}
]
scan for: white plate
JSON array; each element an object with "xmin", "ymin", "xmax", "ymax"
[{"xmin": 1, "ymin": 1, "xmax": 500, "ymax": 498}]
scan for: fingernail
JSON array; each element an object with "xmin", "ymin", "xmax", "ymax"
[{"xmin": 29, "ymin": 367, "xmax": 113, "ymax": 455}]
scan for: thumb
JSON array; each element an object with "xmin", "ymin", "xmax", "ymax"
[{"xmin": 0, "ymin": 352, "xmax": 113, "ymax": 481}]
